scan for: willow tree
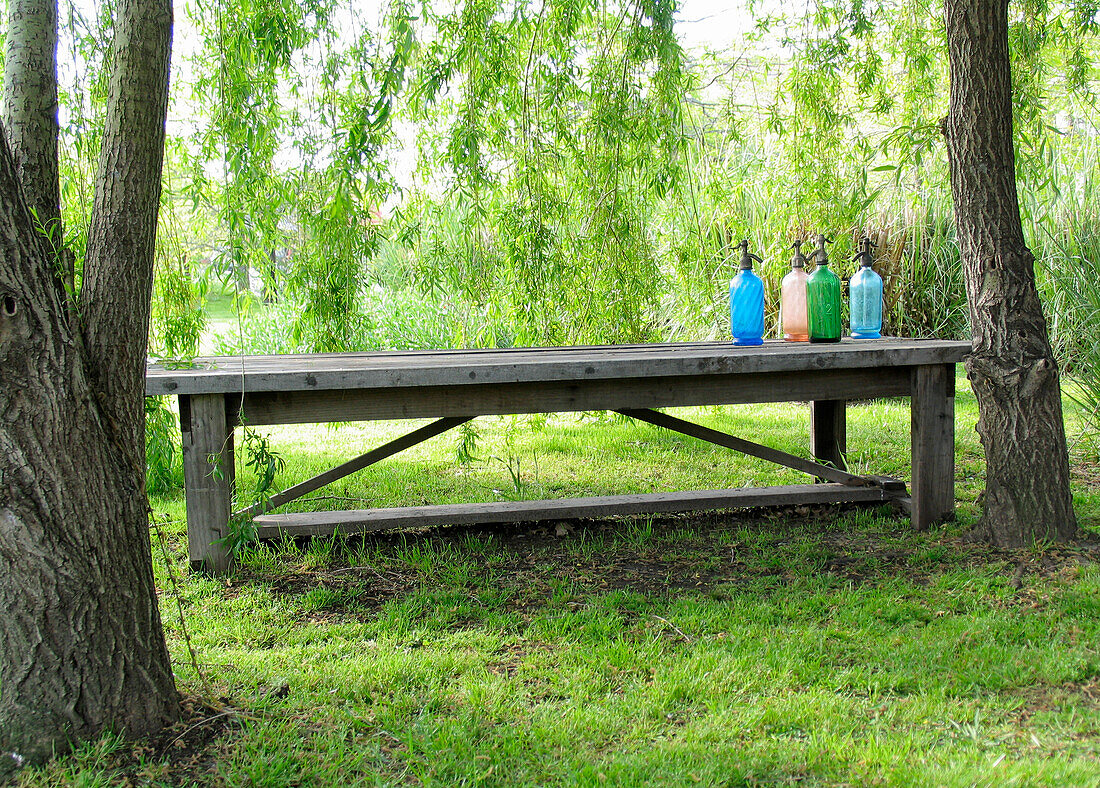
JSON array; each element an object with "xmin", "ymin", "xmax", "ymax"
[
  {"xmin": 943, "ymin": 0, "xmax": 1077, "ymax": 546},
  {"xmin": 403, "ymin": 0, "xmax": 686, "ymax": 347},
  {"xmin": 0, "ymin": 0, "xmax": 178, "ymax": 767}
]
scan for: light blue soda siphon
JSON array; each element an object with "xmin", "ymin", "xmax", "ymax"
[
  {"xmin": 729, "ymin": 240, "xmax": 765, "ymax": 346},
  {"xmin": 849, "ymin": 237, "xmax": 884, "ymax": 339}
]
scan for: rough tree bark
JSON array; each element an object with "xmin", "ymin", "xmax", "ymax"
[
  {"xmin": 0, "ymin": 0, "xmax": 177, "ymax": 768},
  {"xmin": 82, "ymin": 0, "xmax": 175, "ymax": 453},
  {"xmin": 2, "ymin": 0, "xmax": 61, "ymax": 239},
  {"xmin": 944, "ymin": 0, "xmax": 1077, "ymax": 546}
]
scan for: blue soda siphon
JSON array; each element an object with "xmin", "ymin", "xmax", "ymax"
[
  {"xmin": 849, "ymin": 237, "xmax": 884, "ymax": 339},
  {"xmin": 729, "ymin": 240, "xmax": 765, "ymax": 346}
]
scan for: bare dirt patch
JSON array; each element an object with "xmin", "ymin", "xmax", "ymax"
[{"xmin": 243, "ymin": 504, "xmax": 1100, "ymax": 618}]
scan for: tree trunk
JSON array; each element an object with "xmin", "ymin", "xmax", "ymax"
[
  {"xmin": 2, "ymin": 0, "xmax": 61, "ymax": 235},
  {"xmin": 2, "ymin": 0, "xmax": 66, "ymax": 292},
  {"xmin": 944, "ymin": 0, "xmax": 1077, "ymax": 546},
  {"xmin": 82, "ymin": 0, "xmax": 174, "ymax": 452},
  {"xmin": 0, "ymin": 0, "xmax": 178, "ymax": 766}
]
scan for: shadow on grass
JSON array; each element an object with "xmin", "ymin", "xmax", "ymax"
[{"xmin": 233, "ymin": 503, "xmax": 1100, "ymax": 624}]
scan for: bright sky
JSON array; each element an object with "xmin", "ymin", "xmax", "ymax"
[
  {"xmin": 675, "ymin": 0, "xmax": 752, "ymax": 52},
  {"xmin": 675, "ymin": 0, "xmax": 797, "ymax": 54}
]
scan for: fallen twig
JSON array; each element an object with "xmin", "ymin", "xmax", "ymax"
[{"xmin": 652, "ymin": 615, "xmax": 693, "ymax": 643}]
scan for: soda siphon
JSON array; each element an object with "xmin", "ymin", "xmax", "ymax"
[
  {"xmin": 807, "ymin": 234, "xmax": 842, "ymax": 343},
  {"xmin": 849, "ymin": 237, "xmax": 883, "ymax": 339},
  {"xmin": 729, "ymin": 240, "xmax": 765, "ymax": 346},
  {"xmin": 780, "ymin": 240, "xmax": 810, "ymax": 342}
]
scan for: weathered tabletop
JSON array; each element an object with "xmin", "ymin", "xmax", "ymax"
[
  {"xmin": 146, "ymin": 338, "xmax": 970, "ymax": 573},
  {"xmin": 147, "ymin": 339, "xmax": 968, "ymax": 395}
]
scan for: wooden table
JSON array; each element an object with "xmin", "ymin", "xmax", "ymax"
[{"xmin": 146, "ymin": 339, "xmax": 970, "ymax": 573}]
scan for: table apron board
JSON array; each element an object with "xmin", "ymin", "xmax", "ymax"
[
  {"xmin": 150, "ymin": 343, "xmax": 967, "ymax": 574},
  {"xmin": 224, "ymin": 366, "xmax": 916, "ymax": 425}
]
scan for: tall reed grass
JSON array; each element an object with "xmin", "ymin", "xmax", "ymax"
[{"xmin": 1028, "ymin": 142, "xmax": 1100, "ymax": 453}]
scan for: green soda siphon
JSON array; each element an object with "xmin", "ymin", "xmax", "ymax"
[{"xmin": 807, "ymin": 234, "xmax": 842, "ymax": 343}]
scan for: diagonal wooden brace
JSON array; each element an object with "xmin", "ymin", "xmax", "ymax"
[
  {"xmin": 615, "ymin": 407, "xmax": 872, "ymax": 487},
  {"xmin": 235, "ymin": 416, "xmax": 473, "ymax": 520}
]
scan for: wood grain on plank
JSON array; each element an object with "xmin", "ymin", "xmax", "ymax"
[
  {"xmin": 911, "ymin": 364, "xmax": 956, "ymax": 529},
  {"xmin": 252, "ymin": 484, "xmax": 893, "ymax": 538},
  {"xmin": 234, "ymin": 416, "xmax": 472, "ymax": 519},
  {"xmin": 234, "ymin": 368, "xmax": 913, "ymax": 425},
  {"xmin": 147, "ymin": 339, "xmax": 970, "ymax": 396},
  {"xmin": 180, "ymin": 394, "xmax": 234, "ymax": 573},
  {"xmin": 615, "ymin": 407, "xmax": 865, "ymax": 485},
  {"xmin": 810, "ymin": 399, "xmax": 848, "ymax": 476}
]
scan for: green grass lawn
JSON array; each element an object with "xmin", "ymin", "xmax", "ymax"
[{"xmin": 19, "ymin": 373, "xmax": 1100, "ymax": 787}]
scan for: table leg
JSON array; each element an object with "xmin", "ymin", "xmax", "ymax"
[
  {"xmin": 911, "ymin": 364, "xmax": 955, "ymax": 530},
  {"xmin": 811, "ymin": 399, "xmax": 847, "ymax": 477},
  {"xmin": 181, "ymin": 393, "xmax": 235, "ymax": 573}
]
